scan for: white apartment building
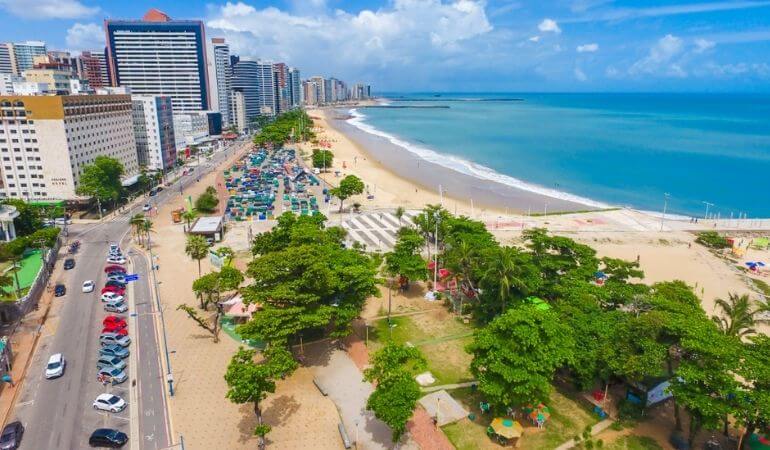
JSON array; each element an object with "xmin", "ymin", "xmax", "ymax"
[
  {"xmin": 132, "ymin": 95, "xmax": 177, "ymax": 171},
  {"xmin": 208, "ymin": 38, "xmax": 231, "ymax": 126},
  {"xmin": 0, "ymin": 95, "xmax": 139, "ymax": 201},
  {"xmin": 173, "ymin": 113, "xmax": 209, "ymax": 150}
]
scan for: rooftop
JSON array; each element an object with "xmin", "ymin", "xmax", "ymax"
[{"xmin": 190, "ymin": 216, "xmax": 223, "ymax": 234}]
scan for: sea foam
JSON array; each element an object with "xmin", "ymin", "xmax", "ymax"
[{"xmin": 346, "ymin": 108, "xmax": 611, "ymax": 209}]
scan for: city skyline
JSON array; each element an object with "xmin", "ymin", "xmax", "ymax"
[{"xmin": 0, "ymin": 0, "xmax": 769, "ymax": 92}]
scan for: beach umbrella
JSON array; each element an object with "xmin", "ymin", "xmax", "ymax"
[
  {"xmin": 490, "ymin": 418, "xmax": 523, "ymax": 440},
  {"xmin": 758, "ymin": 262, "xmax": 766, "ymax": 267}
]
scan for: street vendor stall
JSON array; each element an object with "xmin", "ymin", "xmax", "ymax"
[{"xmin": 488, "ymin": 417, "xmax": 523, "ymax": 447}]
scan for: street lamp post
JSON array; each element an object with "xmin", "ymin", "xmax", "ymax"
[
  {"xmin": 660, "ymin": 193, "xmax": 670, "ymax": 231},
  {"xmin": 703, "ymin": 201, "xmax": 714, "ymax": 220}
]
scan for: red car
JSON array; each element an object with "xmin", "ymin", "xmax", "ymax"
[
  {"xmin": 102, "ymin": 316, "xmax": 127, "ymax": 329},
  {"xmin": 101, "ymin": 325, "xmax": 128, "ymax": 336},
  {"xmin": 101, "ymin": 286, "xmax": 126, "ymax": 296},
  {"xmin": 104, "ymin": 265, "xmax": 127, "ymax": 274}
]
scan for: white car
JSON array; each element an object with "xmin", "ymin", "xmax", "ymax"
[
  {"xmin": 93, "ymin": 393, "xmax": 127, "ymax": 413},
  {"xmin": 45, "ymin": 353, "xmax": 65, "ymax": 379},
  {"xmin": 104, "ymin": 302, "xmax": 128, "ymax": 313},
  {"xmin": 142, "ymin": 203, "xmax": 152, "ymax": 212},
  {"xmin": 109, "ymin": 244, "xmax": 120, "ymax": 253},
  {"xmin": 101, "ymin": 293, "xmax": 124, "ymax": 303},
  {"xmin": 54, "ymin": 217, "xmax": 72, "ymax": 225},
  {"xmin": 106, "ymin": 256, "xmax": 127, "ymax": 265},
  {"xmin": 82, "ymin": 280, "xmax": 95, "ymax": 293}
]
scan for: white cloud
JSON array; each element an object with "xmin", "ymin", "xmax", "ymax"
[
  {"xmin": 563, "ymin": 1, "xmax": 770, "ymax": 23},
  {"xmin": 0, "ymin": 0, "xmax": 98, "ymax": 19},
  {"xmin": 538, "ymin": 18, "xmax": 561, "ymax": 34},
  {"xmin": 629, "ymin": 34, "xmax": 687, "ymax": 77},
  {"xmin": 207, "ymin": 0, "xmax": 493, "ymax": 85},
  {"xmin": 528, "ymin": 35, "xmax": 540, "ymax": 42},
  {"xmin": 574, "ymin": 67, "xmax": 588, "ymax": 81},
  {"xmin": 65, "ymin": 23, "xmax": 104, "ymax": 52},
  {"xmin": 576, "ymin": 43, "xmax": 599, "ymax": 52},
  {"xmin": 696, "ymin": 62, "xmax": 770, "ymax": 78},
  {"xmin": 694, "ymin": 38, "xmax": 716, "ymax": 53}
]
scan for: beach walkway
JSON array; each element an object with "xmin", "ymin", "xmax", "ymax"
[{"xmin": 340, "ymin": 210, "xmax": 419, "ymax": 251}]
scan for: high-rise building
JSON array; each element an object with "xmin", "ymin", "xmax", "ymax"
[
  {"xmin": 302, "ymin": 79, "xmax": 322, "ymax": 106},
  {"xmin": 231, "ymin": 60, "xmax": 261, "ymax": 123},
  {"xmin": 0, "ymin": 94, "xmax": 139, "ymax": 200},
  {"xmin": 12, "ymin": 41, "xmax": 46, "ymax": 73},
  {"xmin": 21, "ymin": 68, "xmax": 74, "ymax": 95},
  {"xmin": 106, "ymin": 9, "xmax": 210, "ymax": 113},
  {"xmin": 288, "ymin": 68, "xmax": 302, "ymax": 108},
  {"xmin": 308, "ymin": 76, "xmax": 326, "ymax": 105},
  {"xmin": 273, "ymin": 62, "xmax": 289, "ymax": 114},
  {"xmin": 79, "ymin": 51, "xmax": 110, "ymax": 89},
  {"xmin": 0, "ymin": 44, "xmax": 15, "ymax": 75},
  {"xmin": 132, "ymin": 95, "xmax": 176, "ymax": 172},
  {"xmin": 230, "ymin": 89, "xmax": 246, "ymax": 133},
  {"xmin": 256, "ymin": 61, "xmax": 276, "ymax": 116},
  {"xmin": 209, "ymin": 38, "xmax": 231, "ymax": 126}
]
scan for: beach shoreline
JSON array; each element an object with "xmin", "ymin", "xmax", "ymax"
[{"xmin": 310, "ymin": 106, "xmax": 595, "ymax": 216}]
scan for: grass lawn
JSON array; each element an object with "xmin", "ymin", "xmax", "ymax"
[
  {"xmin": 369, "ymin": 312, "xmax": 475, "ymax": 385},
  {"xmin": 442, "ymin": 387, "xmax": 600, "ymax": 450},
  {"xmin": 605, "ymin": 435, "xmax": 663, "ymax": 450},
  {"xmin": 1, "ymin": 250, "xmax": 43, "ymax": 294}
]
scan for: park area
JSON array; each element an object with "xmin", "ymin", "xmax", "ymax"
[{"xmin": 1, "ymin": 249, "xmax": 43, "ymax": 300}]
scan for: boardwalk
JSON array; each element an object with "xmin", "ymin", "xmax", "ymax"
[{"xmin": 340, "ymin": 210, "xmax": 419, "ymax": 251}]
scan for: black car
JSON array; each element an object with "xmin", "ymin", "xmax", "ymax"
[
  {"xmin": 104, "ymin": 280, "xmax": 126, "ymax": 289},
  {"xmin": 63, "ymin": 258, "xmax": 75, "ymax": 270},
  {"xmin": 54, "ymin": 284, "xmax": 66, "ymax": 297},
  {"xmin": 0, "ymin": 421, "xmax": 24, "ymax": 450},
  {"xmin": 88, "ymin": 428, "xmax": 127, "ymax": 448}
]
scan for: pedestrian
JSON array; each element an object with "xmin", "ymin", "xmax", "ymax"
[{"xmin": 636, "ymin": 254, "xmax": 640, "ymax": 264}]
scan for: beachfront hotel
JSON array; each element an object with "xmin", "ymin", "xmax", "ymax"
[
  {"xmin": 0, "ymin": 94, "xmax": 139, "ymax": 201},
  {"xmin": 105, "ymin": 9, "xmax": 211, "ymax": 114}
]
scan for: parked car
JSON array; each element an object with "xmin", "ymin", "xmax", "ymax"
[
  {"xmin": 101, "ymin": 286, "xmax": 125, "ymax": 296},
  {"xmin": 100, "ymin": 293, "xmax": 124, "ymax": 303},
  {"xmin": 96, "ymin": 366, "xmax": 128, "ymax": 385},
  {"xmin": 104, "ymin": 265, "xmax": 126, "ymax": 274},
  {"xmin": 149, "ymin": 188, "xmax": 158, "ymax": 197},
  {"xmin": 108, "ymin": 244, "xmax": 120, "ymax": 253},
  {"xmin": 92, "ymin": 394, "xmax": 127, "ymax": 413},
  {"xmin": 104, "ymin": 302, "xmax": 128, "ymax": 314},
  {"xmin": 63, "ymin": 258, "xmax": 75, "ymax": 270},
  {"xmin": 99, "ymin": 344, "xmax": 129, "ymax": 359},
  {"xmin": 96, "ymin": 355, "xmax": 126, "ymax": 371},
  {"xmin": 0, "ymin": 421, "xmax": 23, "ymax": 450},
  {"xmin": 106, "ymin": 274, "xmax": 126, "ymax": 283},
  {"xmin": 82, "ymin": 280, "xmax": 95, "ymax": 293},
  {"xmin": 105, "ymin": 280, "xmax": 126, "ymax": 289},
  {"xmin": 103, "ymin": 315, "xmax": 126, "ymax": 328},
  {"xmin": 101, "ymin": 326, "xmax": 128, "ymax": 336},
  {"xmin": 100, "ymin": 333, "xmax": 131, "ymax": 347},
  {"xmin": 106, "ymin": 256, "xmax": 126, "ymax": 265},
  {"xmin": 54, "ymin": 217, "xmax": 72, "ymax": 225},
  {"xmin": 44, "ymin": 353, "xmax": 65, "ymax": 379},
  {"xmin": 88, "ymin": 428, "xmax": 127, "ymax": 448},
  {"xmin": 142, "ymin": 203, "xmax": 152, "ymax": 212},
  {"xmin": 54, "ymin": 284, "xmax": 66, "ymax": 297}
]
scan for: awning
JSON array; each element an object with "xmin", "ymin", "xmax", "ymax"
[{"xmin": 121, "ymin": 175, "xmax": 140, "ymax": 187}]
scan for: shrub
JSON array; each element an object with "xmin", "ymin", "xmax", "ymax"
[{"xmin": 695, "ymin": 231, "xmax": 730, "ymax": 249}]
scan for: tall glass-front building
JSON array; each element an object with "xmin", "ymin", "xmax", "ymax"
[{"xmin": 105, "ymin": 9, "xmax": 210, "ymax": 113}]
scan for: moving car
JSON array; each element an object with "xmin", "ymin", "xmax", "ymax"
[
  {"xmin": 142, "ymin": 204, "xmax": 152, "ymax": 212},
  {"xmin": 109, "ymin": 244, "xmax": 120, "ymax": 253},
  {"xmin": 82, "ymin": 280, "xmax": 95, "ymax": 293},
  {"xmin": 100, "ymin": 333, "xmax": 131, "ymax": 347},
  {"xmin": 106, "ymin": 256, "xmax": 126, "ymax": 265},
  {"xmin": 54, "ymin": 284, "xmax": 66, "ymax": 297},
  {"xmin": 44, "ymin": 353, "xmax": 65, "ymax": 379},
  {"xmin": 99, "ymin": 344, "xmax": 129, "ymax": 359},
  {"xmin": 96, "ymin": 355, "xmax": 126, "ymax": 371},
  {"xmin": 63, "ymin": 258, "xmax": 75, "ymax": 270},
  {"xmin": 88, "ymin": 428, "xmax": 127, "ymax": 448},
  {"xmin": 92, "ymin": 394, "xmax": 127, "ymax": 413},
  {"xmin": 104, "ymin": 302, "xmax": 128, "ymax": 313},
  {"xmin": 0, "ymin": 421, "xmax": 23, "ymax": 450},
  {"xmin": 96, "ymin": 366, "xmax": 128, "ymax": 385}
]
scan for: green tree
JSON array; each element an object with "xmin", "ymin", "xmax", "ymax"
[
  {"xmin": 140, "ymin": 218, "xmax": 154, "ymax": 247},
  {"xmin": 480, "ymin": 246, "xmax": 527, "ymax": 315},
  {"xmin": 129, "ymin": 214, "xmax": 146, "ymax": 245},
  {"xmin": 364, "ymin": 343, "xmax": 427, "ymax": 442},
  {"xmin": 394, "ymin": 206, "xmax": 405, "ymax": 226},
  {"xmin": 412, "ymin": 205, "xmax": 451, "ymax": 252},
  {"xmin": 224, "ymin": 348, "xmax": 277, "ymax": 450},
  {"xmin": 329, "ymin": 175, "xmax": 364, "ymax": 213},
  {"xmin": 76, "ymin": 156, "xmax": 125, "ymax": 217},
  {"xmin": 695, "ymin": 231, "xmax": 731, "ymax": 249},
  {"xmin": 711, "ymin": 292, "xmax": 767, "ymax": 337},
  {"xmin": 311, "ymin": 149, "xmax": 334, "ymax": 171},
  {"xmin": 736, "ymin": 335, "xmax": 770, "ymax": 449},
  {"xmin": 216, "ymin": 246, "xmax": 235, "ymax": 266},
  {"xmin": 384, "ymin": 228, "xmax": 426, "ymax": 290},
  {"xmin": 181, "ymin": 209, "xmax": 198, "ymax": 228},
  {"xmin": 195, "ymin": 191, "xmax": 219, "ymax": 213},
  {"xmin": 185, "ymin": 234, "xmax": 210, "ymax": 277},
  {"xmin": 3, "ymin": 200, "xmax": 43, "ymax": 236},
  {"xmin": 468, "ymin": 305, "xmax": 575, "ymax": 408}
]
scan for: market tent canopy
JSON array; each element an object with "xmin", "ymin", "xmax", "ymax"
[{"xmin": 490, "ymin": 418, "xmax": 523, "ymax": 439}]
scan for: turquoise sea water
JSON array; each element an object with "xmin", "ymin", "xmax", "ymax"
[{"xmin": 348, "ymin": 93, "xmax": 770, "ymax": 217}]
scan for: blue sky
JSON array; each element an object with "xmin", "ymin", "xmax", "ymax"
[{"xmin": 1, "ymin": 0, "xmax": 769, "ymax": 92}]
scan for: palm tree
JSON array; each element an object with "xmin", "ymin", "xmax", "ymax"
[
  {"xmin": 394, "ymin": 206, "xmax": 405, "ymax": 226},
  {"xmin": 129, "ymin": 214, "xmax": 146, "ymax": 245},
  {"xmin": 216, "ymin": 246, "xmax": 235, "ymax": 266},
  {"xmin": 481, "ymin": 247, "xmax": 524, "ymax": 315},
  {"xmin": 712, "ymin": 292, "xmax": 768, "ymax": 337},
  {"xmin": 141, "ymin": 219, "xmax": 154, "ymax": 248},
  {"xmin": 185, "ymin": 234, "xmax": 210, "ymax": 277},
  {"xmin": 181, "ymin": 209, "xmax": 198, "ymax": 229}
]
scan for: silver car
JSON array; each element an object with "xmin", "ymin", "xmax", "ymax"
[
  {"xmin": 104, "ymin": 301, "xmax": 128, "ymax": 313},
  {"xmin": 96, "ymin": 355, "xmax": 126, "ymax": 371},
  {"xmin": 99, "ymin": 333, "xmax": 131, "ymax": 347}
]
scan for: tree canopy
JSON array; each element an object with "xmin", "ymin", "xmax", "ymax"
[
  {"xmin": 329, "ymin": 175, "xmax": 365, "ymax": 213},
  {"xmin": 252, "ymin": 109, "xmax": 314, "ymax": 147},
  {"xmin": 311, "ymin": 149, "xmax": 334, "ymax": 170},
  {"xmin": 76, "ymin": 156, "xmax": 125, "ymax": 204}
]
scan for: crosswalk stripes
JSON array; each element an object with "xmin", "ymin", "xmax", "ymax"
[{"xmin": 341, "ymin": 209, "xmax": 420, "ymax": 251}]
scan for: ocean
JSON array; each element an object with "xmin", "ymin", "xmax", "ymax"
[{"xmin": 347, "ymin": 93, "xmax": 770, "ymax": 218}]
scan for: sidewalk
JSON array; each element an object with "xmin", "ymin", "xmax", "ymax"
[{"xmin": 0, "ymin": 254, "xmax": 62, "ymax": 430}]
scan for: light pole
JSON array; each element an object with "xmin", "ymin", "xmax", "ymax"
[
  {"xmin": 703, "ymin": 201, "xmax": 714, "ymax": 220},
  {"xmin": 660, "ymin": 193, "xmax": 670, "ymax": 231}
]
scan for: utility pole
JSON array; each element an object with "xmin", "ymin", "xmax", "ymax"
[{"xmin": 660, "ymin": 193, "xmax": 670, "ymax": 231}]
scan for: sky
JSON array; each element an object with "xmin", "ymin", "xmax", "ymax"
[{"xmin": 1, "ymin": 0, "xmax": 769, "ymax": 92}]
